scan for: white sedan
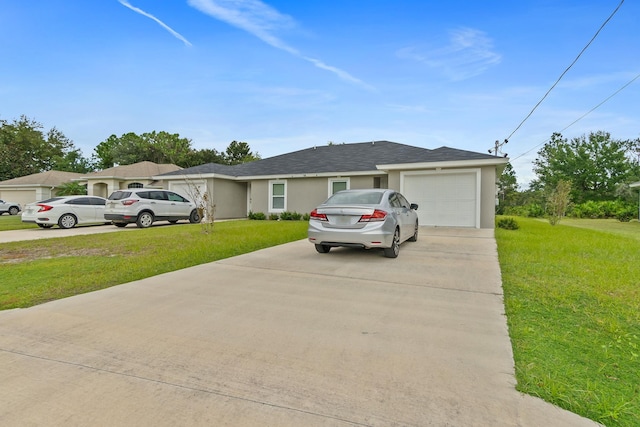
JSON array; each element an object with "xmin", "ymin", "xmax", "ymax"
[{"xmin": 21, "ymin": 196, "xmax": 109, "ymax": 229}]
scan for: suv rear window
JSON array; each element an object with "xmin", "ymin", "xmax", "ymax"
[{"xmin": 108, "ymin": 191, "xmax": 132, "ymax": 200}]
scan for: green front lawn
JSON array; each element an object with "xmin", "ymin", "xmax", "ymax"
[
  {"xmin": 496, "ymin": 217, "xmax": 640, "ymax": 427},
  {"xmin": 0, "ymin": 220, "xmax": 308, "ymax": 309},
  {"xmin": 0, "ymin": 214, "xmax": 38, "ymax": 231}
]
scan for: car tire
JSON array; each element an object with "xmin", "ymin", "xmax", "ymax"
[
  {"xmin": 189, "ymin": 209, "xmax": 202, "ymax": 224},
  {"xmin": 113, "ymin": 222, "xmax": 127, "ymax": 228},
  {"xmin": 408, "ymin": 221, "xmax": 418, "ymax": 242},
  {"xmin": 136, "ymin": 212, "xmax": 154, "ymax": 228},
  {"xmin": 383, "ymin": 228, "xmax": 400, "ymax": 258},
  {"xmin": 315, "ymin": 244, "xmax": 331, "ymax": 254},
  {"xmin": 8, "ymin": 206, "xmax": 19, "ymax": 215},
  {"xmin": 37, "ymin": 224, "xmax": 54, "ymax": 229},
  {"xmin": 58, "ymin": 214, "xmax": 77, "ymax": 229}
]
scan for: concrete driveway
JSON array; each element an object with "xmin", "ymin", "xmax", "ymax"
[{"xmin": 0, "ymin": 228, "xmax": 600, "ymax": 426}]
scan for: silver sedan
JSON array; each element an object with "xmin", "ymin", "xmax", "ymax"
[{"xmin": 308, "ymin": 189, "xmax": 419, "ymax": 258}]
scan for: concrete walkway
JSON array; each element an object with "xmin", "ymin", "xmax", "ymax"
[{"xmin": 0, "ymin": 228, "xmax": 601, "ymax": 426}]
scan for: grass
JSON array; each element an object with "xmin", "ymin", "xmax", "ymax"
[
  {"xmin": 496, "ymin": 217, "xmax": 640, "ymax": 426},
  {"xmin": 0, "ymin": 214, "xmax": 38, "ymax": 231},
  {"xmin": 0, "ymin": 220, "xmax": 308, "ymax": 310}
]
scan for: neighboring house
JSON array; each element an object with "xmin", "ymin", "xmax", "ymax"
[
  {"xmin": 631, "ymin": 181, "xmax": 640, "ymax": 220},
  {"xmin": 0, "ymin": 171, "xmax": 84, "ymax": 207},
  {"xmin": 0, "ymin": 162, "xmax": 182, "ymax": 206},
  {"xmin": 158, "ymin": 140, "xmax": 509, "ymax": 229},
  {"xmin": 80, "ymin": 161, "xmax": 182, "ymax": 199}
]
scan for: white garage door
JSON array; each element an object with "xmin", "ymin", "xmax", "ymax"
[{"xmin": 402, "ymin": 171, "xmax": 479, "ymax": 227}]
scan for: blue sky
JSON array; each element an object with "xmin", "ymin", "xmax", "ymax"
[{"xmin": 1, "ymin": 0, "xmax": 638, "ymax": 186}]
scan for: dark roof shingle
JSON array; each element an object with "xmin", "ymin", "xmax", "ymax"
[{"xmin": 160, "ymin": 140, "xmax": 500, "ymax": 178}]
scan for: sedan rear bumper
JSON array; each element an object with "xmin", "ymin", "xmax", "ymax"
[{"xmin": 308, "ymin": 220, "xmax": 395, "ymax": 249}]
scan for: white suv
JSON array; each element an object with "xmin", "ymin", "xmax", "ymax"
[
  {"xmin": 0, "ymin": 199, "xmax": 21, "ymax": 215},
  {"xmin": 104, "ymin": 189, "xmax": 201, "ymax": 228}
]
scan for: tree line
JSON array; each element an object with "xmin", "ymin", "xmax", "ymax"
[
  {"xmin": 0, "ymin": 115, "xmax": 260, "ymax": 181},
  {"xmin": 498, "ymin": 131, "xmax": 640, "ymax": 221},
  {"xmin": 2, "ymin": 115, "xmax": 639, "ymax": 219}
]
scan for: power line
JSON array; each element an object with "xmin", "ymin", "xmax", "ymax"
[
  {"xmin": 493, "ymin": 0, "xmax": 625, "ymax": 154},
  {"xmin": 510, "ymin": 71, "xmax": 640, "ymax": 162}
]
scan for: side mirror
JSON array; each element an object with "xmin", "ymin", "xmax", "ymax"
[{"xmin": 410, "ymin": 203, "xmax": 419, "ymax": 210}]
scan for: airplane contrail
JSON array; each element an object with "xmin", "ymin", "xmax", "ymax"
[
  {"xmin": 118, "ymin": 0, "xmax": 192, "ymax": 47},
  {"xmin": 187, "ymin": 0, "xmax": 372, "ymax": 89}
]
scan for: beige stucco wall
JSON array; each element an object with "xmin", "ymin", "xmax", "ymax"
[
  {"xmin": 87, "ymin": 179, "xmax": 165, "ymax": 198},
  {"xmin": 480, "ymin": 166, "xmax": 497, "ymax": 228},
  {"xmin": 210, "ymin": 178, "xmax": 247, "ymax": 219},
  {"xmin": 248, "ymin": 175, "xmax": 388, "ymax": 215}
]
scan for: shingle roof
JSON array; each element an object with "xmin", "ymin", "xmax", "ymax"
[
  {"xmin": 0, "ymin": 170, "xmax": 84, "ymax": 186},
  {"xmin": 160, "ymin": 140, "xmax": 502, "ymax": 178}
]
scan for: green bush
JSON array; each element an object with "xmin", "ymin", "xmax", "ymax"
[
  {"xmin": 615, "ymin": 206, "xmax": 637, "ymax": 222},
  {"xmin": 496, "ymin": 217, "xmax": 520, "ymax": 230},
  {"xmin": 269, "ymin": 213, "xmax": 280, "ymax": 221},
  {"xmin": 302, "ymin": 213, "xmax": 310, "ymax": 221},
  {"xmin": 279, "ymin": 211, "xmax": 303, "ymax": 221},
  {"xmin": 526, "ymin": 203, "xmax": 545, "ymax": 218},
  {"xmin": 248, "ymin": 211, "xmax": 266, "ymax": 220},
  {"xmin": 569, "ymin": 200, "xmax": 636, "ymax": 220}
]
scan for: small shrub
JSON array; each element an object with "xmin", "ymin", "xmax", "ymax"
[
  {"xmin": 615, "ymin": 206, "xmax": 636, "ymax": 222},
  {"xmin": 570, "ymin": 200, "xmax": 636, "ymax": 220},
  {"xmin": 268, "ymin": 213, "xmax": 280, "ymax": 221},
  {"xmin": 279, "ymin": 211, "xmax": 303, "ymax": 221},
  {"xmin": 526, "ymin": 203, "xmax": 545, "ymax": 218},
  {"xmin": 497, "ymin": 217, "xmax": 519, "ymax": 230},
  {"xmin": 248, "ymin": 211, "xmax": 266, "ymax": 220},
  {"xmin": 303, "ymin": 213, "xmax": 310, "ymax": 221}
]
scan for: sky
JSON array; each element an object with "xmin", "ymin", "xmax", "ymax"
[{"xmin": 1, "ymin": 0, "xmax": 638, "ymax": 187}]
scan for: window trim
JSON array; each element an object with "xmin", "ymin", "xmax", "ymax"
[
  {"xmin": 328, "ymin": 177, "xmax": 350, "ymax": 197},
  {"xmin": 269, "ymin": 180, "xmax": 287, "ymax": 213}
]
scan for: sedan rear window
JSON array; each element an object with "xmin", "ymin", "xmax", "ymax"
[
  {"xmin": 325, "ymin": 191, "xmax": 383, "ymax": 205},
  {"xmin": 38, "ymin": 197, "xmax": 64, "ymax": 203}
]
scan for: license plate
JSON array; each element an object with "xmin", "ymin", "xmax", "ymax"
[{"xmin": 335, "ymin": 216, "xmax": 353, "ymax": 225}]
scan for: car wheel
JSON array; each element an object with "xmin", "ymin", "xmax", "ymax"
[
  {"xmin": 383, "ymin": 228, "xmax": 400, "ymax": 258},
  {"xmin": 315, "ymin": 244, "xmax": 331, "ymax": 253},
  {"xmin": 8, "ymin": 207, "xmax": 19, "ymax": 215},
  {"xmin": 408, "ymin": 221, "xmax": 418, "ymax": 242},
  {"xmin": 37, "ymin": 224, "xmax": 54, "ymax": 229},
  {"xmin": 136, "ymin": 212, "xmax": 154, "ymax": 228},
  {"xmin": 58, "ymin": 214, "xmax": 77, "ymax": 229},
  {"xmin": 113, "ymin": 222, "xmax": 127, "ymax": 228},
  {"xmin": 189, "ymin": 209, "xmax": 202, "ymax": 224}
]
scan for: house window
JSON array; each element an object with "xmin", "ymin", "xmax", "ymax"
[
  {"xmin": 373, "ymin": 177, "xmax": 381, "ymax": 189},
  {"xmin": 128, "ymin": 182, "xmax": 144, "ymax": 189},
  {"xmin": 329, "ymin": 178, "xmax": 350, "ymax": 196},
  {"xmin": 269, "ymin": 180, "xmax": 286, "ymax": 212}
]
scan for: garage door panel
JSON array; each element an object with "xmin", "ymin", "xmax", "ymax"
[{"xmin": 403, "ymin": 172, "xmax": 478, "ymax": 228}]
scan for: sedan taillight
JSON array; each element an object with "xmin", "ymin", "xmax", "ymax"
[
  {"xmin": 122, "ymin": 199, "xmax": 138, "ymax": 206},
  {"xmin": 309, "ymin": 209, "xmax": 328, "ymax": 221},
  {"xmin": 359, "ymin": 209, "xmax": 387, "ymax": 222},
  {"xmin": 37, "ymin": 204, "xmax": 53, "ymax": 212}
]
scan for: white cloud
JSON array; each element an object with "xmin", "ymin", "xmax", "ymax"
[
  {"xmin": 187, "ymin": 0, "xmax": 372, "ymax": 89},
  {"xmin": 118, "ymin": 0, "xmax": 192, "ymax": 47},
  {"xmin": 398, "ymin": 27, "xmax": 501, "ymax": 81}
]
